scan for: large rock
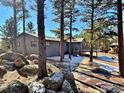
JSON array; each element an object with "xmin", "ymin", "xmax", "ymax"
[
  {"xmin": 62, "ymin": 70, "xmax": 78, "ymax": 93},
  {"xmin": 32, "ymin": 59, "xmax": 39, "ymax": 64},
  {"xmin": 14, "ymin": 58, "xmax": 25, "ymax": 68},
  {"xmin": 42, "ymin": 72, "xmax": 63, "ymax": 91},
  {"xmin": 0, "ymin": 60, "xmax": 7, "ymax": 65},
  {"xmin": 57, "ymin": 91, "xmax": 67, "ymax": 93},
  {"xmin": 18, "ymin": 65, "xmax": 38, "ymax": 77},
  {"xmin": 28, "ymin": 81, "xmax": 46, "ymax": 93},
  {"xmin": 0, "ymin": 51, "xmax": 29, "ymax": 64},
  {"xmin": 91, "ymin": 67, "xmax": 111, "ymax": 77},
  {"xmin": 0, "ymin": 80, "xmax": 29, "ymax": 93},
  {"xmin": 62, "ymin": 80, "xmax": 72, "ymax": 93},
  {"xmin": 0, "ymin": 79, "xmax": 4, "ymax": 87},
  {"xmin": 28, "ymin": 54, "xmax": 38, "ymax": 61},
  {"xmin": 0, "ymin": 66, "xmax": 7, "ymax": 78},
  {"xmin": 4, "ymin": 62, "xmax": 15, "ymax": 71},
  {"xmin": 46, "ymin": 89, "xmax": 57, "ymax": 93},
  {"xmin": 0, "ymin": 49, "xmax": 5, "ymax": 54}
]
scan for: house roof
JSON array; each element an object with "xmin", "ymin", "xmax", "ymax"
[
  {"xmin": 18, "ymin": 32, "xmax": 82, "ymax": 42},
  {"xmin": 18, "ymin": 32, "xmax": 60, "ymax": 42}
]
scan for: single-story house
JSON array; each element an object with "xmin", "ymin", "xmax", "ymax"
[{"xmin": 17, "ymin": 32, "xmax": 83, "ymax": 57}]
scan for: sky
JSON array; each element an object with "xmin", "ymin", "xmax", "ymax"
[{"xmin": 0, "ymin": 0, "xmax": 124, "ymax": 37}]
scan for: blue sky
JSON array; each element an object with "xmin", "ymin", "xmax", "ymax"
[{"xmin": 0, "ymin": 0, "xmax": 124, "ymax": 37}]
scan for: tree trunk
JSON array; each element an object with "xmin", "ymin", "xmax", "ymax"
[
  {"xmin": 22, "ymin": 0, "xmax": 27, "ymax": 56},
  {"xmin": 13, "ymin": 0, "xmax": 17, "ymax": 53},
  {"xmin": 60, "ymin": 0, "xmax": 64, "ymax": 62},
  {"xmin": 117, "ymin": 0, "xmax": 124, "ymax": 77},
  {"xmin": 90, "ymin": 0, "xmax": 94, "ymax": 63},
  {"xmin": 37, "ymin": 0, "xmax": 47, "ymax": 79},
  {"xmin": 69, "ymin": 14, "xmax": 72, "ymax": 59}
]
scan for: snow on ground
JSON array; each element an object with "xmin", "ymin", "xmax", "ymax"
[
  {"xmin": 94, "ymin": 62, "xmax": 119, "ymax": 72},
  {"xmin": 48, "ymin": 54, "xmax": 119, "ymax": 72},
  {"xmin": 48, "ymin": 55, "xmax": 85, "ymax": 71},
  {"xmin": 96, "ymin": 56, "xmax": 118, "ymax": 63},
  {"xmin": 48, "ymin": 55, "xmax": 85, "ymax": 64},
  {"xmin": 97, "ymin": 56, "xmax": 113, "ymax": 62}
]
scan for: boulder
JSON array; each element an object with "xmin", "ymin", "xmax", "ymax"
[
  {"xmin": 0, "ymin": 60, "xmax": 7, "ymax": 65},
  {"xmin": 42, "ymin": 72, "xmax": 63, "ymax": 91},
  {"xmin": 0, "ymin": 79, "xmax": 4, "ymax": 87},
  {"xmin": 107, "ymin": 85, "xmax": 120, "ymax": 93},
  {"xmin": 69, "ymin": 90, "xmax": 75, "ymax": 93},
  {"xmin": 0, "ymin": 51, "xmax": 29, "ymax": 64},
  {"xmin": 18, "ymin": 65, "xmax": 38, "ymax": 77},
  {"xmin": 91, "ymin": 67, "xmax": 111, "ymax": 77},
  {"xmin": 62, "ymin": 70, "xmax": 78, "ymax": 93},
  {"xmin": 0, "ymin": 66, "xmax": 7, "ymax": 78},
  {"xmin": 0, "ymin": 80, "xmax": 29, "ymax": 93},
  {"xmin": 0, "ymin": 49, "xmax": 5, "ymax": 54},
  {"xmin": 46, "ymin": 89, "xmax": 57, "ymax": 93},
  {"xmin": 62, "ymin": 80, "xmax": 72, "ymax": 93},
  {"xmin": 28, "ymin": 81, "xmax": 46, "ymax": 93},
  {"xmin": 32, "ymin": 59, "xmax": 39, "ymax": 64},
  {"xmin": 14, "ymin": 58, "xmax": 25, "ymax": 68},
  {"xmin": 29, "ymin": 54, "xmax": 38, "ymax": 61},
  {"xmin": 4, "ymin": 62, "xmax": 15, "ymax": 71},
  {"xmin": 57, "ymin": 91, "xmax": 67, "ymax": 93}
]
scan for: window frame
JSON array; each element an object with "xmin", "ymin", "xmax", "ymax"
[{"xmin": 31, "ymin": 41, "xmax": 37, "ymax": 47}]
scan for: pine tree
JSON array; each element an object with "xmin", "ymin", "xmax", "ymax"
[
  {"xmin": 65, "ymin": 0, "xmax": 79, "ymax": 59},
  {"xmin": 117, "ymin": 0, "xmax": 124, "ymax": 77},
  {"xmin": 22, "ymin": 0, "xmax": 27, "ymax": 56},
  {"xmin": 37, "ymin": 0, "xmax": 47, "ymax": 79},
  {"xmin": 79, "ymin": 0, "xmax": 113, "ymax": 63},
  {"xmin": 26, "ymin": 21, "xmax": 36, "ymax": 34},
  {"xmin": 51, "ymin": 0, "xmax": 79, "ymax": 60},
  {"xmin": 60, "ymin": 0, "xmax": 64, "ymax": 61},
  {"xmin": 0, "ymin": 0, "xmax": 29, "ymax": 52},
  {"xmin": 0, "ymin": 17, "xmax": 15, "ymax": 50},
  {"xmin": 13, "ymin": 0, "xmax": 17, "ymax": 53}
]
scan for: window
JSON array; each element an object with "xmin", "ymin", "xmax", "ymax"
[{"xmin": 31, "ymin": 41, "xmax": 37, "ymax": 47}]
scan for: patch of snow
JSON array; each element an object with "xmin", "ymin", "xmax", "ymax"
[
  {"xmin": 28, "ymin": 81, "xmax": 46, "ymax": 93},
  {"xmin": 48, "ymin": 55, "xmax": 119, "ymax": 72},
  {"xmin": 94, "ymin": 62, "xmax": 119, "ymax": 72},
  {"xmin": 48, "ymin": 55, "xmax": 85, "ymax": 71},
  {"xmin": 97, "ymin": 56, "xmax": 113, "ymax": 62},
  {"xmin": 48, "ymin": 55, "xmax": 84, "ymax": 64}
]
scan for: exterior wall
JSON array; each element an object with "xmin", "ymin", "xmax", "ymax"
[
  {"xmin": 46, "ymin": 41, "xmax": 60, "ymax": 57},
  {"xmin": 71, "ymin": 42, "xmax": 82, "ymax": 52},
  {"xmin": 46, "ymin": 41, "xmax": 70, "ymax": 57},
  {"xmin": 17, "ymin": 33, "xmax": 82, "ymax": 57},
  {"xmin": 17, "ymin": 34, "xmax": 38, "ymax": 55}
]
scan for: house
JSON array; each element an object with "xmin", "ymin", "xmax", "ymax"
[{"xmin": 17, "ymin": 32, "xmax": 83, "ymax": 57}]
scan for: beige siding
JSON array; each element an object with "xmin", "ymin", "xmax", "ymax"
[
  {"xmin": 17, "ymin": 33, "xmax": 82, "ymax": 57},
  {"xmin": 17, "ymin": 34, "xmax": 38, "ymax": 55}
]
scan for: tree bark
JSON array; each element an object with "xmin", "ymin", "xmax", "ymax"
[
  {"xmin": 37, "ymin": 0, "xmax": 47, "ymax": 79},
  {"xmin": 90, "ymin": 0, "xmax": 94, "ymax": 63},
  {"xmin": 117, "ymin": 0, "xmax": 124, "ymax": 77},
  {"xmin": 22, "ymin": 0, "xmax": 27, "ymax": 56},
  {"xmin": 13, "ymin": 0, "xmax": 17, "ymax": 53},
  {"xmin": 60, "ymin": 0, "xmax": 64, "ymax": 62},
  {"xmin": 69, "ymin": 14, "xmax": 72, "ymax": 59}
]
